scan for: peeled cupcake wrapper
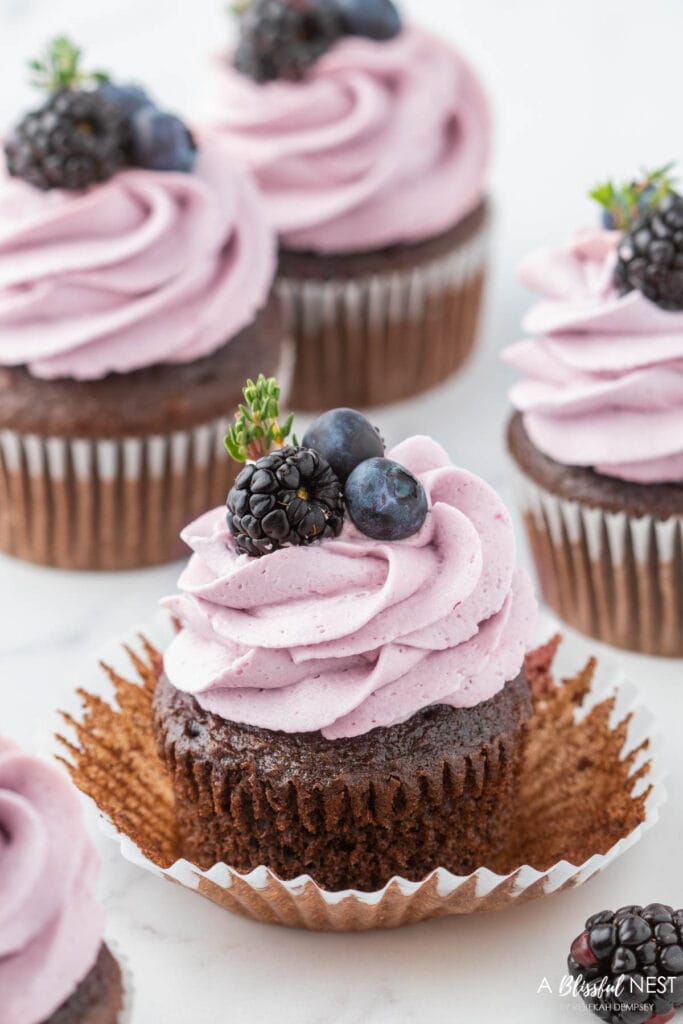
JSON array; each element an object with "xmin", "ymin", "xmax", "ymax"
[
  {"xmin": 54, "ymin": 611, "xmax": 666, "ymax": 933},
  {"xmin": 279, "ymin": 211, "xmax": 489, "ymax": 411},
  {"xmin": 515, "ymin": 469, "xmax": 683, "ymax": 658}
]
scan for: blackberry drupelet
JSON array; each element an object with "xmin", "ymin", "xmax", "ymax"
[
  {"xmin": 4, "ymin": 86, "xmax": 128, "ymax": 192},
  {"xmin": 227, "ymin": 446, "xmax": 345, "ymax": 556},
  {"xmin": 568, "ymin": 905, "xmax": 683, "ymax": 1023},
  {"xmin": 615, "ymin": 193, "xmax": 683, "ymax": 311},
  {"xmin": 234, "ymin": 0, "xmax": 343, "ymax": 82}
]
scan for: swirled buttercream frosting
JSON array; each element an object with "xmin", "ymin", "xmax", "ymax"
[
  {"xmin": 163, "ymin": 435, "xmax": 536, "ymax": 739},
  {"xmin": 0, "ymin": 738, "xmax": 104, "ymax": 1024}
]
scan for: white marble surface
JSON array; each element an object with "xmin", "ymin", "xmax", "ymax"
[{"xmin": 1, "ymin": 0, "xmax": 683, "ymax": 1021}]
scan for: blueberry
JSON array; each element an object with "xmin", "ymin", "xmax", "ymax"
[
  {"xmin": 344, "ymin": 458, "xmax": 427, "ymax": 541},
  {"xmin": 129, "ymin": 107, "xmax": 196, "ymax": 173},
  {"xmin": 98, "ymin": 82, "xmax": 153, "ymax": 118},
  {"xmin": 302, "ymin": 408, "xmax": 384, "ymax": 483},
  {"xmin": 332, "ymin": 0, "xmax": 402, "ymax": 41}
]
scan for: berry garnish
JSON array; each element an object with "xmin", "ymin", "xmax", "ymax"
[
  {"xmin": 344, "ymin": 458, "xmax": 428, "ymax": 541},
  {"xmin": 4, "ymin": 35, "xmax": 197, "ymax": 191},
  {"xmin": 233, "ymin": 0, "xmax": 344, "ymax": 83},
  {"xmin": 4, "ymin": 38, "xmax": 127, "ymax": 191},
  {"xmin": 333, "ymin": 0, "xmax": 402, "ymax": 40},
  {"xmin": 590, "ymin": 163, "xmax": 677, "ymax": 231},
  {"xmin": 568, "ymin": 905, "xmax": 683, "ymax": 1024},
  {"xmin": 129, "ymin": 107, "xmax": 196, "ymax": 173},
  {"xmin": 225, "ymin": 376, "xmax": 344, "ymax": 556},
  {"xmin": 614, "ymin": 192, "xmax": 683, "ymax": 311},
  {"xmin": 227, "ymin": 446, "xmax": 344, "ymax": 557},
  {"xmin": 301, "ymin": 408, "xmax": 384, "ymax": 483}
]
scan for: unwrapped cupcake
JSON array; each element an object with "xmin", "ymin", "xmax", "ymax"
[
  {"xmin": 504, "ymin": 166, "xmax": 683, "ymax": 656},
  {"xmin": 0, "ymin": 737, "xmax": 124, "ymax": 1024},
  {"xmin": 0, "ymin": 37, "xmax": 284, "ymax": 570},
  {"xmin": 211, "ymin": 0, "xmax": 491, "ymax": 410},
  {"xmin": 152, "ymin": 383, "xmax": 537, "ymax": 890}
]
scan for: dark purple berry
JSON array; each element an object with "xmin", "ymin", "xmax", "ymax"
[
  {"xmin": 97, "ymin": 82, "xmax": 152, "ymax": 118},
  {"xmin": 643, "ymin": 905, "xmax": 675, "ymax": 925},
  {"xmin": 612, "ymin": 946, "xmax": 637, "ymax": 974},
  {"xmin": 301, "ymin": 408, "xmax": 384, "ymax": 483},
  {"xmin": 344, "ymin": 458, "xmax": 428, "ymax": 541},
  {"xmin": 234, "ymin": 0, "xmax": 343, "ymax": 83},
  {"xmin": 129, "ymin": 106, "xmax": 196, "ymax": 172},
  {"xmin": 590, "ymin": 923, "xmax": 618, "ymax": 959},
  {"xmin": 619, "ymin": 916, "xmax": 653, "ymax": 947},
  {"xmin": 615, "ymin": 192, "xmax": 683, "ymax": 310},
  {"xmin": 332, "ymin": 0, "xmax": 402, "ymax": 40}
]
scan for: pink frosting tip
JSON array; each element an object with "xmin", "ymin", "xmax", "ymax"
[
  {"xmin": 504, "ymin": 228, "xmax": 683, "ymax": 483},
  {"xmin": 0, "ymin": 133, "xmax": 276, "ymax": 380},
  {"xmin": 162, "ymin": 435, "xmax": 537, "ymax": 738},
  {"xmin": 0, "ymin": 738, "xmax": 104, "ymax": 1024},
  {"xmin": 211, "ymin": 26, "xmax": 490, "ymax": 252}
]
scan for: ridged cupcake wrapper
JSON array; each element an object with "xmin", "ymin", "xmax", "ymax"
[
  {"xmin": 53, "ymin": 611, "xmax": 666, "ymax": 932},
  {"xmin": 515, "ymin": 470, "xmax": 683, "ymax": 657},
  {"xmin": 0, "ymin": 419, "xmax": 235, "ymax": 570},
  {"xmin": 279, "ymin": 222, "xmax": 489, "ymax": 411}
]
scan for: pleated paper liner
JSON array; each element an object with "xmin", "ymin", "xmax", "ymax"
[
  {"xmin": 55, "ymin": 613, "xmax": 665, "ymax": 932},
  {"xmin": 515, "ymin": 471, "xmax": 683, "ymax": 657},
  {"xmin": 279, "ymin": 207, "xmax": 489, "ymax": 411}
]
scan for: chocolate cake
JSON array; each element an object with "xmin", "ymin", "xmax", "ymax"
[
  {"xmin": 45, "ymin": 945, "xmax": 123, "ymax": 1024},
  {"xmin": 153, "ymin": 670, "xmax": 532, "ymax": 892}
]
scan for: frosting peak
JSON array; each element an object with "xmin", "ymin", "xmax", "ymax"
[
  {"xmin": 0, "ymin": 739, "xmax": 104, "ymax": 1024},
  {"xmin": 213, "ymin": 27, "xmax": 490, "ymax": 252},
  {"xmin": 505, "ymin": 229, "xmax": 683, "ymax": 483},
  {"xmin": 163, "ymin": 436, "xmax": 536, "ymax": 738},
  {"xmin": 0, "ymin": 134, "xmax": 275, "ymax": 380}
]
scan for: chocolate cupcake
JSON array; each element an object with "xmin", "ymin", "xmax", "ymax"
[
  {"xmin": 212, "ymin": 2, "xmax": 490, "ymax": 409},
  {"xmin": 0, "ymin": 737, "xmax": 124, "ymax": 1023},
  {"xmin": 153, "ymin": 388, "xmax": 537, "ymax": 891},
  {"xmin": 503, "ymin": 167, "xmax": 683, "ymax": 656},
  {"xmin": 0, "ymin": 38, "xmax": 284, "ymax": 570}
]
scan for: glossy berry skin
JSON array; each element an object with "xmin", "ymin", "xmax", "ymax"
[
  {"xmin": 614, "ymin": 192, "xmax": 683, "ymax": 310},
  {"xmin": 129, "ymin": 106, "xmax": 196, "ymax": 172},
  {"xmin": 97, "ymin": 82, "xmax": 153, "ymax": 118},
  {"xmin": 234, "ymin": 0, "xmax": 343, "ymax": 83},
  {"xmin": 568, "ymin": 905, "xmax": 683, "ymax": 1024},
  {"xmin": 332, "ymin": 0, "xmax": 402, "ymax": 40},
  {"xmin": 301, "ymin": 408, "xmax": 384, "ymax": 483},
  {"xmin": 345, "ymin": 458, "xmax": 428, "ymax": 541}
]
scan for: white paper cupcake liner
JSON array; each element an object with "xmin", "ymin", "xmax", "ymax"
[
  {"xmin": 279, "ymin": 216, "xmax": 489, "ymax": 410},
  {"xmin": 52, "ymin": 610, "xmax": 666, "ymax": 931},
  {"xmin": 515, "ymin": 470, "xmax": 683, "ymax": 657}
]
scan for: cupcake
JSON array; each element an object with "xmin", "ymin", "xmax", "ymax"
[
  {"xmin": 212, "ymin": 1, "xmax": 490, "ymax": 410},
  {"xmin": 0, "ymin": 737, "xmax": 124, "ymax": 1023},
  {"xmin": 153, "ymin": 383, "xmax": 537, "ymax": 891},
  {"xmin": 504, "ymin": 166, "xmax": 683, "ymax": 656},
  {"xmin": 0, "ymin": 37, "xmax": 283, "ymax": 571}
]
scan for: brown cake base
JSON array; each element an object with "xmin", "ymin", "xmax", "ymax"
[
  {"xmin": 508, "ymin": 412, "xmax": 683, "ymax": 656},
  {"xmin": 43, "ymin": 944, "xmax": 123, "ymax": 1024},
  {"xmin": 152, "ymin": 669, "xmax": 531, "ymax": 892},
  {"xmin": 278, "ymin": 202, "xmax": 489, "ymax": 410},
  {"xmin": 0, "ymin": 296, "xmax": 284, "ymax": 570}
]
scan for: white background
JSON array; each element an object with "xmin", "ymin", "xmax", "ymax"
[{"xmin": 1, "ymin": 1, "xmax": 683, "ymax": 1021}]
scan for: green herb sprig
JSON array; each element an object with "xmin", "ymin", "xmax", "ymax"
[
  {"xmin": 29, "ymin": 36, "xmax": 109, "ymax": 92},
  {"xmin": 225, "ymin": 376, "xmax": 296, "ymax": 463},
  {"xmin": 590, "ymin": 163, "xmax": 677, "ymax": 231}
]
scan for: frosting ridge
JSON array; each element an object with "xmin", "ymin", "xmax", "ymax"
[
  {"xmin": 0, "ymin": 134, "xmax": 275, "ymax": 380},
  {"xmin": 0, "ymin": 739, "xmax": 104, "ymax": 1024},
  {"xmin": 504, "ymin": 229, "xmax": 683, "ymax": 483},
  {"xmin": 163, "ymin": 435, "xmax": 536, "ymax": 738},
  {"xmin": 213, "ymin": 26, "xmax": 490, "ymax": 252}
]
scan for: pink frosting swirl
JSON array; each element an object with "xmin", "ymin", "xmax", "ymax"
[
  {"xmin": 213, "ymin": 26, "xmax": 490, "ymax": 253},
  {"xmin": 163, "ymin": 436, "xmax": 536, "ymax": 739},
  {"xmin": 0, "ymin": 134, "xmax": 275, "ymax": 380},
  {"xmin": 504, "ymin": 229, "xmax": 683, "ymax": 483},
  {"xmin": 0, "ymin": 739, "xmax": 104, "ymax": 1024}
]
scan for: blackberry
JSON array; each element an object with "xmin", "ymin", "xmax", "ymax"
[
  {"xmin": 615, "ymin": 192, "xmax": 683, "ymax": 311},
  {"xmin": 4, "ymin": 87, "xmax": 128, "ymax": 191},
  {"xmin": 234, "ymin": 0, "xmax": 343, "ymax": 82},
  {"xmin": 227, "ymin": 446, "xmax": 344, "ymax": 557},
  {"xmin": 568, "ymin": 905, "xmax": 683, "ymax": 1023}
]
